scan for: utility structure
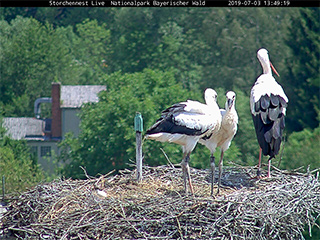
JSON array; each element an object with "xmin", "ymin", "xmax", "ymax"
[{"xmin": 134, "ymin": 112, "xmax": 143, "ymax": 182}]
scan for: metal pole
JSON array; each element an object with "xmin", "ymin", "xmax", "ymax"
[
  {"xmin": 134, "ymin": 112, "xmax": 143, "ymax": 182},
  {"xmin": 136, "ymin": 131, "xmax": 142, "ymax": 181}
]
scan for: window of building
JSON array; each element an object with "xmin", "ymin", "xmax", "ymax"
[{"xmin": 40, "ymin": 146, "xmax": 51, "ymax": 157}]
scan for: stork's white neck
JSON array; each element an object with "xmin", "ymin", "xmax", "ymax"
[
  {"xmin": 230, "ymin": 104, "xmax": 236, "ymax": 112},
  {"xmin": 222, "ymin": 103, "xmax": 238, "ymax": 126},
  {"xmin": 257, "ymin": 49, "xmax": 272, "ymax": 75},
  {"xmin": 259, "ymin": 59, "xmax": 272, "ymax": 75}
]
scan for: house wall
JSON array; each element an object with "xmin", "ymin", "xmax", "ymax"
[
  {"xmin": 62, "ymin": 108, "xmax": 81, "ymax": 138},
  {"xmin": 26, "ymin": 108, "xmax": 81, "ymax": 174},
  {"xmin": 27, "ymin": 141, "xmax": 60, "ymax": 174}
]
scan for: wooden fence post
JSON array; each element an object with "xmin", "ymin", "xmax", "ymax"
[{"xmin": 134, "ymin": 112, "xmax": 143, "ymax": 182}]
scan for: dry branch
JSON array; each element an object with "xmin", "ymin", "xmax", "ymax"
[{"xmin": 0, "ymin": 165, "xmax": 319, "ymax": 239}]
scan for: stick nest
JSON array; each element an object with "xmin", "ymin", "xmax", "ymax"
[{"xmin": 1, "ymin": 165, "xmax": 319, "ymax": 239}]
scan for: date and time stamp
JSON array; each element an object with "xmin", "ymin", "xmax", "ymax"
[{"xmin": 227, "ymin": 0, "xmax": 291, "ymax": 6}]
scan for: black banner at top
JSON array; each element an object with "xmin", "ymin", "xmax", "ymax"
[{"xmin": 1, "ymin": 0, "xmax": 318, "ymax": 7}]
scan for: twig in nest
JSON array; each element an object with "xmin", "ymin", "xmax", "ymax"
[
  {"xmin": 160, "ymin": 148, "xmax": 175, "ymax": 168},
  {"xmin": 79, "ymin": 166, "xmax": 92, "ymax": 179}
]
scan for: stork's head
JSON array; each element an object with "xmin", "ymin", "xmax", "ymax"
[
  {"xmin": 225, "ymin": 91, "xmax": 236, "ymax": 111},
  {"xmin": 257, "ymin": 48, "xmax": 269, "ymax": 64},
  {"xmin": 204, "ymin": 88, "xmax": 218, "ymax": 105},
  {"xmin": 257, "ymin": 48, "xmax": 280, "ymax": 77}
]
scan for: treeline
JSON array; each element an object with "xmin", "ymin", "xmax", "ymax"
[{"xmin": 0, "ymin": 8, "xmax": 319, "ymax": 180}]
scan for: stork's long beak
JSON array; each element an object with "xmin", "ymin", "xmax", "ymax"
[
  {"xmin": 227, "ymin": 99, "xmax": 233, "ymax": 110},
  {"xmin": 270, "ymin": 61, "xmax": 280, "ymax": 77}
]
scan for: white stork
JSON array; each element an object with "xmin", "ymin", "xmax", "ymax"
[
  {"xmin": 146, "ymin": 88, "xmax": 221, "ymax": 194},
  {"xmin": 250, "ymin": 48, "xmax": 288, "ymax": 178},
  {"xmin": 199, "ymin": 91, "xmax": 238, "ymax": 195}
]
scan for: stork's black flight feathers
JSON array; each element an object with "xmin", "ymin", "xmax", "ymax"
[{"xmin": 252, "ymin": 94, "xmax": 287, "ymax": 159}]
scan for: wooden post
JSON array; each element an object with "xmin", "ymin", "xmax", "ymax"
[{"xmin": 134, "ymin": 112, "xmax": 143, "ymax": 182}]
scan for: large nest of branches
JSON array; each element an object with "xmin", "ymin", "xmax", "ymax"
[{"xmin": 0, "ymin": 165, "xmax": 319, "ymax": 239}]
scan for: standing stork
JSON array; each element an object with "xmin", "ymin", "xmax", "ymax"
[
  {"xmin": 146, "ymin": 88, "xmax": 221, "ymax": 194},
  {"xmin": 199, "ymin": 91, "xmax": 238, "ymax": 195},
  {"xmin": 250, "ymin": 48, "xmax": 288, "ymax": 178}
]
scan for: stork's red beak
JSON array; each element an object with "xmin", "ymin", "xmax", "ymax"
[{"xmin": 270, "ymin": 61, "xmax": 280, "ymax": 77}]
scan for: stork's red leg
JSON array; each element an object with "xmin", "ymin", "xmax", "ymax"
[
  {"xmin": 251, "ymin": 148, "xmax": 263, "ymax": 179},
  {"xmin": 210, "ymin": 154, "xmax": 215, "ymax": 196},
  {"xmin": 181, "ymin": 153, "xmax": 194, "ymax": 195},
  {"xmin": 257, "ymin": 148, "xmax": 262, "ymax": 177},
  {"xmin": 187, "ymin": 168, "xmax": 194, "ymax": 194},
  {"xmin": 267, "ymin": 159, "xmax": 271, "ymax": 178}
]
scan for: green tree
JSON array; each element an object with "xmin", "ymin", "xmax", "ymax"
[
  {"xmin": 173, "ymin": 8, "xmax": 296, "ymax": 93},
  {"xmin": 151, "ymin": 20, "xmax": 205, "ymax": 91},
  {"xmin": 0, "ymin": 17, "xmax": 112, "ymax": 117},
  {"xmin": 281, "ymin": 124, "xmax": 320, "ymax": 171},
  {"xmin": 107, "ymin": 8, "xmax": 162, "ymax": 73},
  {"xmin": 1, "ymin": 8, "xmax": 116, "ymax": 28},
  {"xmin": 71, "ymin": 19, "xmax": 112, "ymax": 84},
  {"xmin": 285, "ymin": 7, "xmax": 320, "ymax": 132},
  {"xmin": 0, "ymin": 17, "xmax": 75, "ymax": 116}
]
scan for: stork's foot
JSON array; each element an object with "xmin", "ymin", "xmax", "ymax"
[
  {"xmin": 211, "ymin": 184, "xmax": 227, "ymax": 197},
  {"xmin": 251, "ymin": 175, "xmax": 263, "ymax": 180},
  {"xmin": 251, "ymin": 169, "xmax": 262, "ymax": 179},
  {"xmin": 210, "ymin": 180, "xmax": 224, "ymax": 196},
  {"xmin": 210, "ymin": 186, "xmax": 217, "ymax": 196},
  {"xmin": 188, "ymin": 181, "xmax": 194, "ymax": 196},
  {"xmin": 249, "ymin": 167, "xmax": 265, "ymax": 180},
  {"xmin": 251, "ymin": 172, "xmax": 272, "ymax": 180}
]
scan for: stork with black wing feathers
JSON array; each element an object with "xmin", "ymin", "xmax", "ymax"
[
  {"xmin": 146, "ymin": 88, "xmax": 221, "ymax": 195},
  {"xmin": 250, "ymin": 48, "xmax": 289, "ymax": 178}
]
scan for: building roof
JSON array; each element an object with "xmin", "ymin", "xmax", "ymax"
[
  {"xmin": 3, "ymin": 85, "xmax": 106, "ymax": 141},
  {"xmin": 61, "ymin": 85, "xmax": 106, "ymax": 108},
  {"xmin": 2, "ymin": 117, "xmax": 44, "ymax": 140}
]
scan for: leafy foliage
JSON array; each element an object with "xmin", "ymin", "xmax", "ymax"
[
  {"xmin": 281, "ymin": 124, "xmax": 320, "ymax": 171},
  {"xmin": 0, "ymin": 17, "xmax": 111, "ymax": 117},
  {"xmin": 72, "ymin": 19, "xmax": 112, "ymax": 84},
  {"xmin": 0, "ymin": 122, "xmax": 45, "ymax": 194},
  {"xmin": 285, "ymin": 7, "xmax": 320, "ymax": 132},
  {"xmin": 0, "ymin": 16, "xmax": 72, "ymax": 116}
]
